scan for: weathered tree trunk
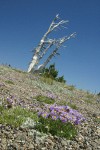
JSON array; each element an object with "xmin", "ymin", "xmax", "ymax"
[
  {"xmin": 28, "ymin": 14, "xmax": 69, "ymax": 72},
  {"xmin": 38, "ymin": 33, "xmax": 76, "ymax": 70}
]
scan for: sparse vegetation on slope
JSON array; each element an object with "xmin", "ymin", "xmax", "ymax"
[
  {"xmin": 0, "ymin": 106, "xmax": 38, "ymax": 127},
  {"xmin": 0, "ymin": 65, "xmax": 99, "ymax": 149}
]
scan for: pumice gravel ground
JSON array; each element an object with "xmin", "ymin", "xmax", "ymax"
[{"xmin": 0, "ymin": 65, "xmax": 100, "ymax": 150}]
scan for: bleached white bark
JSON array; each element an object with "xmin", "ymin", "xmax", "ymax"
[
  {"xmin": 28, "ymin": 14, "xmax": 69, "ymax": 72},
  {"xmin": 38, "ymin": 33, "xmax": 76, "ymax": 70}
]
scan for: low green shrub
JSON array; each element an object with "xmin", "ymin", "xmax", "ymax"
[
  {"xmin": 0, "ymin": 105, "xmax": 4, "ymax": 112},
  {"xmin": 97, "ymin": 92, "xmax": 100, "ymax": 96},
  {"xmin": 36, "ymin": 104, "xmax": 85, "ymax": 139},
  {"xmin": 40, "ymin": 77, "xmax": 54, "ymax": 85},
  {"xmin": 41, "ymin": 64, "xmax": 66, "ymax": 83},
  {"xmin": 56, "ymin": 75, "xmax": 66, "ymax": 83},
  {"xmin": 5, "ymin": 80, "xmax": 14, "ymax": 85},
  {"xmin": 35, "ymin": 117, "xmax": 77, "ymax": 139},
  {"xmin": 0, "ymin": 106, "xmax": 38, "ymax": 127},
  {"xmin": 36, "ymin": 95, "xmax": 55, "ymax": 104},
  {"xmin": 94, "ymin": 118, "xmax": 100, "ymax": 123}
]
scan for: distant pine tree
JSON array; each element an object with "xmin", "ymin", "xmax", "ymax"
[
  {"xmin": 43, "ymin": 63, "xmax": 66, "ymax": 83},
  {"xmin": 57, "ymin": 75, "xmax": 66, "ymax": 83},
  {"xmin": 97, "ymin": 92, "xmax": 100, "ymax": 96},
  {"xmin": 43, "ymin": 63, "xmax": 58, "ymax": 79}
]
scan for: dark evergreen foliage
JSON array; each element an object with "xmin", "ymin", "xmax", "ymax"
[
  {"xmin": 42, "ymin": 64, "xmax": 66, "ymax": 83},
  {"xmin": 97, "ymin": 92, "xmax": 100, "ymax": 96}
]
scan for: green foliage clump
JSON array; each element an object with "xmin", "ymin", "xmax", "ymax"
[
  {"xmin": 43, "ymin": 64, "xmax": 58, "ymax": 79},
  {"xmin": 36, "ymin": 95, "xmax": 55, "ymax": 104},
  {"xmin": 35, "ymin": 117, "xmax": 77, "ymax": 140},
  {"xmin": 97, "ymin": 92, "xmax": 100, "ymax": 96},
  {"xmin": 57, "ymin": 75, "xmax": 66, "ymax": 83},
  {"xmin": 42, "ymin": 63, "xmax": 66, "ymax": 83},
  {"xmin": 40, "ymin": 77, "xmax": 54, "ymax": 85},
  {"xmin": 0, "ymin": 105, "xmax": 4, "ymax": 112},
  {"xmin": 67, "ymin": 85, "xmax": 75, "ymax": 91},
  {"xmin": 94, "ymin": 118, "xmax": 100, "ymax": 123},
  {"xmin": 0, "ymin": 106, "xmax": 38, "ymax": 127},
  {"xmin": 36, "ymin": 104, "xmax": 85, "ymax": 139},
  {"xmin": 5, "ymin": 80, "xmax": 14, "ymax": 85}
]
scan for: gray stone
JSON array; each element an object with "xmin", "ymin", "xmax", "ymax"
[
  {"xmin": 20, "ymin": 117, "xmax": 36, "ymax": 129},
  {"xmin": 78, "ymin": 134, "xmax": 84, "ymax": 143},
  {"xmin": 96, "ymin": 127, "xmax": 100, "ymax": 135},
  {"xmin": 41, "ymin": 147, "xmax": 47, "ymax": 150},
  {"xmin": 29, "ymin": 143, "xmax": 34, "ymax": 149},
  {"xmin": 97, "ymin": 146, "xmax": 100, "ymax": 149},
  {"xmin": 61, "ymin": 139, "xmax": 67, "ymax": 146}
]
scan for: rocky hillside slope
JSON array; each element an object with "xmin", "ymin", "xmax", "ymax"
[{"xmin": 0, "ymin": 65, "xmax": 100, "ymax": 150}]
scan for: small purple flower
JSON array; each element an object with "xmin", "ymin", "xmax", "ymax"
[
  {"xmin": 38, "ymin": 111, "xmax": 42, "ymax": 116},
  {"xmin": 60, "ymin": 116, "xmax": 67, "ymax": 123},
  {"xmin": 7, "ymin": 97, "xmax": 13, "ymax": 104},
  {"xmin": 41, "ymin": 112, "xmax": 50, "ymax": 118},
  {"xmin": 74, "ymin": 118, "xmax": 80, "ymax": 125},
  {"xmin": 50, "ymin": 109, "xmax": 57, "ymax": 115},
  {"xmin": 51, "ymin": 115, "xmax": 58, "ymax": 120}
]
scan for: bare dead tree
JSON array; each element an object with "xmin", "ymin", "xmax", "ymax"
[
  {"xmin": 28, "ymin": 15, "xmax": 75, "ymax": 73},
  {"xmin": 38, "ymin": 33, "xmax": 76, "ymax": 71}
]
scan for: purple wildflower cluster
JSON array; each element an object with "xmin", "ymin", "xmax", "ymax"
[
  {"xmin": 6, "ymin": 96, "xmax": 26, "ymax": 108},
  {"xmin": 7, "ymin": 97, "xmax": 13, "ymax": 104},
  {"xmin": 38, "ymin": 104, "xmax": 85, "ymax": 125}
]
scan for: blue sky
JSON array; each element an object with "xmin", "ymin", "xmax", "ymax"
[{"xmin": 0, "ymin": 0, "xmax": 100, "ymax": 93}]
